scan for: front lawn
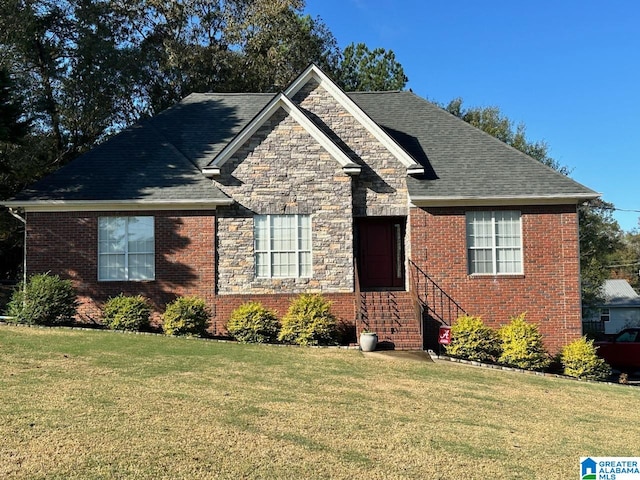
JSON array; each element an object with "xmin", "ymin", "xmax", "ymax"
[{"xmin": 1, "ymin": 325, "xmax": 638, "ymax": 479}]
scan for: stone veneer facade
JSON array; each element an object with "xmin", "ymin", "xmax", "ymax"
[{"xmin": 213, "ymin": 80, "xmax": 412, "ymax": 295}]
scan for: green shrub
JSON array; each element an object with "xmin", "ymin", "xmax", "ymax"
[
  {"xmin": 226, "ymin": 302, "xmax": 279, "ymax": 343},
  {"xmin": 445, "ymin": 315, "xmax": 501, "ymax": 363},
  {"xmin": 561, "ymin": 337, "xmax": 611, "ymax": 380},
  {"xmin": 102, "ymin": 294, "xmax": 151, "ymax": 331},
  {"xmin": 278, "ymin": 294, "xmax": 337, "ymax": 346},
  {"xmin": 6, "ymin": 273, "xmax": 78, "ymax": 325},
  {"xmin": 162, "ymin": 296, "xmax": 210, "ymax": 337},
  {"xmin": 497, "ymin": 313, "xmax": 551, "ymax": 370}
]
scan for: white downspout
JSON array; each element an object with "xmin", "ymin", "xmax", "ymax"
[{"xmin": 8, "ymin": 207, "xmax": 27, "ymax": 287}]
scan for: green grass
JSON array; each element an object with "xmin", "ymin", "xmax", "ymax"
[{"xmin": 1, "ymin": 325, "xmax": 639, "ymax": 479}]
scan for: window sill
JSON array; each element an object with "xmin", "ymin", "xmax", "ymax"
[
  {"xmin": 97, "ymin": 279, "xmax": 156, "ymax": 283},
  {"xmin": 468, "ymin": 274, "xmax": 525, "ymax": 280}
]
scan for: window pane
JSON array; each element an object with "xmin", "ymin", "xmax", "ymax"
[
  {"xmin": 495, "ymin": 211, "xmax": 521, "ymax": 247},
  {"xmin": 256, "ymin": 252, "xmax": 269, "ymax": 277},
  {"xmin": 467, "ymin": 212, "xmax": 492, "ymax": 248},
  {"xmin": 128, "ymin": 217, "xmax": 154, "ymax": 253},
  {"xmin": 129, "ymin": 253, "xmax": 155, "ymax": 280},
  {"xmin": 299, "ymin": 216, "xmax": 311, "ymax": 251},
  {"xmin": 99, "ymin": 217, "xmax": 126, "ymax": 254},
  {"xmin": 255, "ymin": 216, "xmax": 268, "ymax": 251},
  {"xmin": 272, "ymin": 215, "xmax": 296, "ymax": 251},
  {"xmin": 99, "ymin": 254, "xmax": 125, "ymax": 280},
  {"xmin": 496, "ymin": 248, "xmax": 522, "ymax": 273},
  {"xmin": 469, "ymin": 249, "xmax": 492, "ymax": 274},
  {"xmin": 299, "ymin": 252, "xmax": 312, "ymax": 277}
]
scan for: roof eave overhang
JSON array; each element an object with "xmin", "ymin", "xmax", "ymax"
[
  {"xmin": 2, "ymin": 198, "xmax": 234, "ymax": 213},
  {"xmin": 409, "ymin": 193, "xmax": 600, "ymax": 207}
]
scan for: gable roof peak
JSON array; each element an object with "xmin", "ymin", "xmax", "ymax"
[
  {"xmin": 282, "ymin": 64, "xmax": 424, "ymax": 174},
  {"xmin": 202, "ymin": 91, "xmax": 361, "ymax": 177}
]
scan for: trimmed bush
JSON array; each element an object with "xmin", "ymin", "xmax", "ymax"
[
  {"xmin": 278, "ymin": 294, "xmax": 337, "ymax": 346},
  {"xmin": 226, "ymin": 302, "xmax": 279, "ymax": 343},
  {"xmin": 6, "ymin": 273, "xmax": 78, "ymax": 325},
  {"xmin": 102, "ymin": 294, "xmax": 151, "ymax": 331},
  {"xmin": 561, "ymin": 337, "xmax": 611, "ymax": 380},
  {"xmin": 162, "ymin": 296, "xmax": 210, "ymax": 337},
  {"xmin": 498, "ymin": 313, "xmax": 551, "ymax": 370},
  {"xmin": 445, "ymin": 315, "xmax": 501, "ymax": 363}
]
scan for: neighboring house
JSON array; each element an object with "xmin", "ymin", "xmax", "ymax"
[
  {"xmin": 584, "ymin": 279, "xmax": 640, "ymax": 335},
  {"xmin": 3, "ymin": 65, "xmax": 598, "ymax": 352}
]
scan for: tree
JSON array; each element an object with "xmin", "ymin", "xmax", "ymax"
[
  {"xmin": 607, "ymin": 229, "xmax": 640, "ymax": 292},
  {"xmin": 335, "ymin": 43, "xmax": 407, "ymax": 92},
  {"xmin": 579, "ymin": 199, "xmax": 624, "ymax": 310},
  {"xmin": 0, "ymin": 67, "xmax": 29, "ymax": 282}
]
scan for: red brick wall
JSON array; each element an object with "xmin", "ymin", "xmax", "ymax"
[
  {"xmin": 410, "ymin": 205, "xmax": 582, "ymax": 353},
  {"xmin": 24, "ymin": 210, "xmax": 357, "ymax": 336},
  {"xmin": 26, "ymin": 210, "xmax": 217, "ymax": 323}
]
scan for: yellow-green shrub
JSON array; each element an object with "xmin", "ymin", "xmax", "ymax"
[
  {"xmin": 226, "ymin": 302, "xmax": 279, "ymax": 343},
  {"xmin": 103, "ymin": 294, "xmax": 151, "ymax": 331},
  {"xmin": 445, "ymin": 315, "xmax": 501, "ymax": 362},
  {"xmin": 162, "ymin": 296, "xmax": 210, "ymax": 336},
  {"xmin": 561, "ymin": 337, "xmax": 611, "ymax": 380},
  {"xmin": 498, "ymin": 313, "xmax": 551, "ymax": 370},
  {"xmin": 278, "ymin": 294, "xmax": 337, "ymax": 346}
]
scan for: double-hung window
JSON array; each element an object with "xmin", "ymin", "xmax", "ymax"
[
  {"xmin": 254, "ymin": 214, "xmax": 311, "ymax": 278},
  {"xmin": 98, "ymin": 216, "xmax": 155, "ymax": 281},
  {"xmin": 466, "ymin": 211, "xmax": 522, "ymax": 275}
]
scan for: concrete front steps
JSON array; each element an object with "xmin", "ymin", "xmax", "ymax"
[{"xmin": 358, "ymin": 291, "xmax": 422, "ymax": 350}]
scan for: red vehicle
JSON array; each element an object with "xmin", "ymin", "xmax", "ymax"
[{"xmin": 595, "ymin": 328, "xmax": 640, "ymax": 371}]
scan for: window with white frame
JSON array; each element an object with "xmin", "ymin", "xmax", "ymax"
[
  {"xmin": 98, "ymin": 216, "xmax": 155, "ymax": 281},
  {"xmin": 254, "ymin": 214, "xmax": 311, "ymax": 278},
  {"xmin": 600, "ymin": 308, "xmax": 610, "ymax": 323},
  {"xmin": 466, "ymin": 211, "xmax": 522, "ymax": 275}
]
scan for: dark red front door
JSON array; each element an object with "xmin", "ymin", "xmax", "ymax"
[{"xmin": 357, "ymin": 218, "xmax": 405, "ymax": 289}]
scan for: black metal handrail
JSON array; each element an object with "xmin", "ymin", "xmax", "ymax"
[{"xmin": 408, "ymin": 259, "xmax": 466, "ymax": 326}]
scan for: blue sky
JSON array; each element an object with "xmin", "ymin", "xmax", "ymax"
[{"xmin": 305, "ymin": 0, "xmax": 640, "ymax": 231}]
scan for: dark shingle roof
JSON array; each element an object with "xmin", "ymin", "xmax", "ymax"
[
  {"xmin": 8, "ymin": 90, "xmax": 597, "ymax": 204},
  {"xmin": 349, "ymin": 91, "xmax": 596, "ymax": 200}
]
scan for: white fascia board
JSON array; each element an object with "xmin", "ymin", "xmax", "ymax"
[
  {"xmin": 409, "ymin": 193, "xmax": 600, "ymax": 207},
  {"xmin": 285, "ymin": 64, "xmax": 423, "ymax": 173},
  {"xmin": 205, "ymin": 92, "xmax": 356, "ymax": 173},
  {"xmin": 2, "ymin": 199, "xmax": 234, "ymax": 213}
]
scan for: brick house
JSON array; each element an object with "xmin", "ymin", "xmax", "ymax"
[{"xmin": 3, "ymin": 65, "xmax": 598, "ymax": 352}]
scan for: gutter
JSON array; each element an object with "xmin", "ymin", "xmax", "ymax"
[{"xmin": 410, "ymin": 193, "xmax": 600, "ymax": 207}]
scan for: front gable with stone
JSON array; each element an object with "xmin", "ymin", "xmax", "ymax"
[{"xmin": 4, "ymin": 65, "xmax": 598, "ymax": 352}]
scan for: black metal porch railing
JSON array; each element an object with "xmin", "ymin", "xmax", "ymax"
[{"xmin": 408, "ymin": 259, "xmax": 466, "ymax": 326}]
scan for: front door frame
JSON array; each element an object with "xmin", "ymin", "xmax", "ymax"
[{"xmin": 355, "ymin": 216, "xmax": 406, "ymax": 291}]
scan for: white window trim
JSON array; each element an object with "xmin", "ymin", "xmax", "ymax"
[
  {"xmin": 254, "ymin": 214, "xmax": 312, "ymax": 279},
  {"xmin": 98, "ymin": 216, "xmax": 155, "ymax": 281},
  {"xmin": 467, "ymin": 211, "xmax": 523, "ymax": 275}
]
